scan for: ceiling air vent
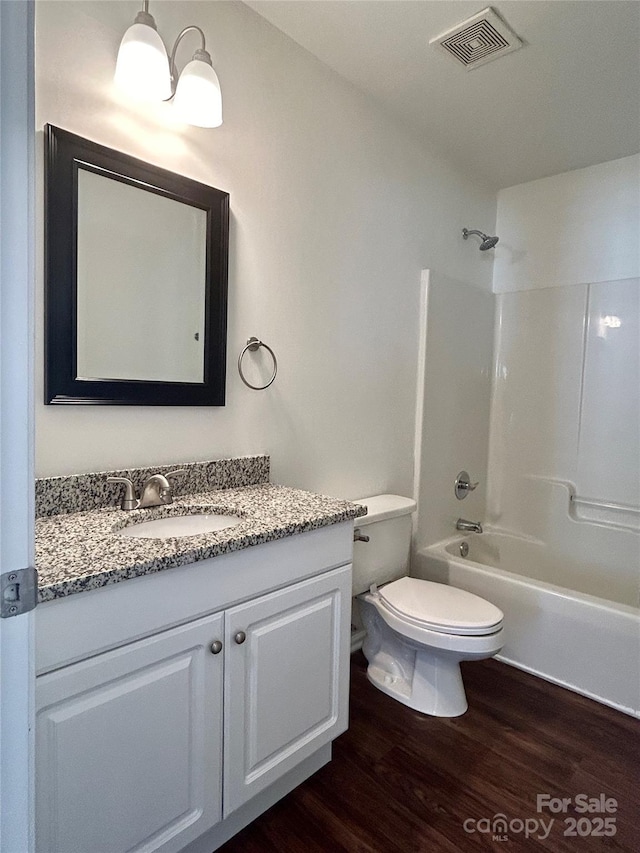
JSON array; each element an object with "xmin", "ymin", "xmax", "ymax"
[{"xmin": 430, "ymin": 7, "xmax": 523, "ymax": 70}]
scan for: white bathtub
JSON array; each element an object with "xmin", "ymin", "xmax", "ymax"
[{"xmin": 415, "ymin": 531, "xmax": 640, "ymax": 717}]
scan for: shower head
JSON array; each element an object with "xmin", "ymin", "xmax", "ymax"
[
  {"xmin": 462, "ymin": 228, "xmax": 499, "ymax": 251},
  {"xmin": 479, "ymin": 234, "xmax": 499, "ymax": 250}
]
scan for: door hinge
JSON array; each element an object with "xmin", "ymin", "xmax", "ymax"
[{"xmin": 1, "ymin": 567, "xmax": 38, "ymax": 617}]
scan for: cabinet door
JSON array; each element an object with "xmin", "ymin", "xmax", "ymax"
[
  {"xmin": 224, "ymin": 564, "xmax": 351, "ymax": 816},
  {"xmin": 36, "ymin": 612, "xmax": 224, "ymax": 853}
]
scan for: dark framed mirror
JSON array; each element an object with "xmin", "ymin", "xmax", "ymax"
[{"xmin": 44, "ymin": 125, "xmax": 229, "ymax": 405}]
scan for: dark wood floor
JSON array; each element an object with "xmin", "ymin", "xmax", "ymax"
[{"xmin": 219, "ymin": 653, "xmax": 640, "ymax": 852}]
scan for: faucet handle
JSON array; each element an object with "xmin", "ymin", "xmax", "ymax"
[
  {"xmin": 107, "ymin": 476, "xmax": 139, "ymax": 511},
  {"xmin": 165, "ymin": 469, "xmax": 186, "ymax": 494},
  {"xmin": 455, "ymin": 470, "xmax": 479, "ymax": 500}
]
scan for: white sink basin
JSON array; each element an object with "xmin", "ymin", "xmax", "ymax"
[{"xmin": 116, "ymin": 513, "xmax": 243, "ymax": 539}]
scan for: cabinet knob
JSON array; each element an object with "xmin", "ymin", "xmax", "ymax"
[
  {"xmin": 234, "ymin": 631, "xmax": 246, "ymax": 645},
  {"xmin": 210, "ymin": 640, "xmax": 223, "ymax": 655}
]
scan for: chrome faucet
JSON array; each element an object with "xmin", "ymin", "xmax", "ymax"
[
  {"xmin": 107, "ymin": 469, "xmax": 186, "ymax": 511},
  {"xmin": 139, "ymin": 470, "xmax": 186, "ymax": 508},
  {"xmin": 138, "ymin": 474, "xmax": 173, "ymax": 509},
  {"xmin": 456, "ymin": 518, "xmax": 483, "ymax": 534}
]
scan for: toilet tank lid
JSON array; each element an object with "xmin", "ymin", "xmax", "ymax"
[{"xmin": 352, "ymin": 494, "xmax": 416, "ymax": 526}]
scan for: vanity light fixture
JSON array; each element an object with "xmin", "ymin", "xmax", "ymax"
[{"xmin": 114, "ymin": 1, "xmax": 222, "ymax": 128}]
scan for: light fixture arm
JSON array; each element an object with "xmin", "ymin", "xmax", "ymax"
[{"xmin": 166, "ymin": 26, "xmax": 211, "ymax": 100}]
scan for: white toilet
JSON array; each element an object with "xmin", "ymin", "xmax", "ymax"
[{"xmin": 354, "ymin": 495, "xmax": 504, "ymax": 717}]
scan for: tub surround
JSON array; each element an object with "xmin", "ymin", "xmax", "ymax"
[{"xmin": 35, "ymin": 456, "xmax": 366, "ymax": 602}]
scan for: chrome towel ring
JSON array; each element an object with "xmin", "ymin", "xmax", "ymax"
[{"xmin": 238, "ymin": 337, "xmax": 278, "ymax": 390}]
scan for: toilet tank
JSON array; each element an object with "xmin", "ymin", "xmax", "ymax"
[{"xmin": 352, "ymin": 495, "xmax": 416, "ymax": 595}]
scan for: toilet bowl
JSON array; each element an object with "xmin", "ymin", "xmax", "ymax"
[{"xmin": 353, "ymin": 495, "xmax": 504, "ymax": 717}]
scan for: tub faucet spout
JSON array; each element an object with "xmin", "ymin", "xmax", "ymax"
[{"xmin": 456, "ymin": 518, "xmax": 483, "ymax": 534}]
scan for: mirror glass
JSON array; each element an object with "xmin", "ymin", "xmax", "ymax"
[
  {"xmin": 76, "ymin": 168, "xmax": 207, "ymax": 383},
  {"xmin": 45, "ymin": 125, "xmax": 229, "ymax": 406}
]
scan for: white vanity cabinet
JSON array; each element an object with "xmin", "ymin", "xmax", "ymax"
[
  {"xmin": 223, "ymin": 568, "xmax": 348, "ymax": 816},
  {"xmin": 36, "ymin": 612, "xmax": 225, "ymax": 853},
  {"xmin": 35, "ymin": 524, "xmax": 353, "ymax": 853}
]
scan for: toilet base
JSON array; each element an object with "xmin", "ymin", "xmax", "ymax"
[
  {"xmin": 365, "ymin": 650, "xmax": 468, "ymax": 717},
  {"xmin": 359, "ymin": 593, "xmax": 502, "ymax": 718}
]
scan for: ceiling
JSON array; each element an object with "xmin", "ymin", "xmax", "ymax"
[{"xmin": 245, "ymin": 1, "xmax": 640, "ymax": 189}]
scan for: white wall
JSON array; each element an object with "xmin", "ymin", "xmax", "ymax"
[
  {"xmin": 414, "ymin": 271, "xmax": 494, "ymax": 550},
  {"xmin": 35, "ymin": 0, "xmax": 496, "ymax": 498},
  {"xmin": 488, "ymin": 156, "xmax": 640, "ymax": 584},
  {"xmin": 493, "ymin": 155, "xmax": 640, "ymax": 293}
]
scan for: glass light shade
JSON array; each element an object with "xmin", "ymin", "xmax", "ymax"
[
  {"xmin": 114, "ymin": 22, "xmax": 171, "ymax": 102},
  {"xmin": 174, "ymin": 59, "xmax": 223, "ymax": 128}
]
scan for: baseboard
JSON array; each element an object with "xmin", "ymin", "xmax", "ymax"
[{"xmin": 351, "ymin": 628, "xmax": 366, "ymax": 653}]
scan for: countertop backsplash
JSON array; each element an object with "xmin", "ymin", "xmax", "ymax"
[{"xmin": 35, "ymin": 455, "xmax": 270, "ymax": 518}]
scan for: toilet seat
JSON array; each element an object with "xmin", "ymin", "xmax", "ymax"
[
  {"xmin": 361, "ymin": 588, "xmax": 504, "ymax": 656},
  {"xmin": 378, "ymin": 577, "xmax": 503, "ymax": 636}
]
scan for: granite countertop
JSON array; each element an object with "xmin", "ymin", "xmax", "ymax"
[{"xmin": 36, "ymin": 483, "xmax": 367, "ymax": 602}]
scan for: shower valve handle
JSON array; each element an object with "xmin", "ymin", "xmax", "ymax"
[{"xmin": 455, "ymin": 471, "xmax": 479, "ymax": 500}]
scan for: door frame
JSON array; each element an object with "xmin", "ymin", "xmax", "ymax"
[{"xmin": 0, "ymin": 1, "xmax": 36, "ymax": 851}]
